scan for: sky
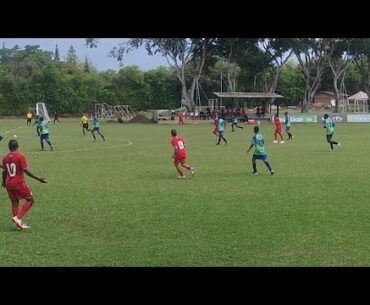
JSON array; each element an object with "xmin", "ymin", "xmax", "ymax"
[{"xmin": 0, "ymin": 38, "xmax": 169, "ymax": 71}]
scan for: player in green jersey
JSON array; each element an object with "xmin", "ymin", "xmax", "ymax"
[
  {"xmin": 322, "ymin": 113, "xmax": 340, "ymax": 151},
  {"xmin": 247, "ymin": 126, "xmax": 274, "ymax": 175},
  {"xmin": 284, "ymin": 112, "xmax": 293, "ymax": 140}
]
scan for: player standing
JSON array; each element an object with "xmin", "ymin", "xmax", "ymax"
[
  {"xmin": 33, "ymin": 115, "xmax": 42, "ymax": 136},
  {"xmin": 216, "ymin": 116, "xmax": 228, "ymax": 145},
  {"xmin": 170, "ymin": 129, "xmax": 195, "ymax": 179},
  {"xmin": 284, "ymin": 112, "xmax": 293, "ymax": 140},
  {"xmin": 53, "ymin": 111, "xmax": 61, "ymax": 125},
  {"xmin": 178, "ymin": 112, "xmax": 184, "ymax": 125},
  {"xmin": 213, "ymin": 115, "xmax": 219, "ymax": 137},
  {"xmin": 273, "ymin": 113, "xmax": 284, "ymax": 144},
  {"xmin": 247, "ymin": 126, "xmax": 274, "ymax": 175},
  {"xmin": 81, "ymin": 114, "xmax": 89, "ymax": 135},
  {"xmin": 2, "ymin": 139, "xmax": 47, "ymax": 230},
  {"xmin": 26, "ymin": 111, "xmax": 32, "ymax": 126}
]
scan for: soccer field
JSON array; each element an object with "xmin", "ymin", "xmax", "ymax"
[{"xmin": 0, "ymin": 118, "xmax": 369, "ymax": 266}]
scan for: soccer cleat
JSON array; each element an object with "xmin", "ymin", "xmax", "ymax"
[
  {"xmin": 338, "ymin": 142, "xmax": 341, "ymax": 148},
  {"xmin": 270, "ymin": 170, "xmax": 274, "ymax": 175},
  {"xmin": 251, "ymin": 171, "xmax": 258, "ymax": 175},
  {"xmin": 273, "ymin": 140, "xmax": 278, "ymax": 143},
  {"xmin": 12, "ymin": 216, "xmax": 31, "ymax": 230},
  {"xmin": 12, "ymin": 216, "xmax": 20, "ymax": 225},
  {"xmin": 177, "ymin": 175, "xmax": 186, "ymax": 179},
  {"xmin": 191, "ymin": 168, "xmax": 196, "ymax": 177},
  {"xmin": 50, "ymin": 146, "xmax": 53, "ymax": 151},
  {"xmin": 20, "ymin": 223, "xmax": 32, "ymax": 230},
  {"xmin": 280, "ymin": 141, "xmax": 285, "ymax": 144}
]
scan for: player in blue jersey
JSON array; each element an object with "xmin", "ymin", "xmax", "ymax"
[
  {"xmin": 39, "ymin": 117, "xmax": 53, "ymax": 151},
  {"xmin": 284, "ymin": 112, "xmax": 293, "ymax": 140},
  {"xmin": 91, "ymin": 115, "xmax": 106, "ymax": 142},
  {"xmin": 231, "ymin": 115, "xmax": 244, "ymax": 132},
  {"xmin": 247, "ymin": 126, "xmax": 274, "ymax": 175},
  {"xmin": 33, "ymin": 115, "xmax": 42, "ymax": 136},
  {"xmin": 216, "ymin": 116, "xmax": 228, "ymax": 145}
]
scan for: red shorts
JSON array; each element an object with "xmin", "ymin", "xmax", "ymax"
[
  {"xmin": 6, "ymin": 184, "xmax": 33, "ymax": 201},
  {"xmin": 174, "ymin": 155, "xmax": 186, "ymax": 165},
  {"xmin": 274, "ymin": 128, "xmax": 282, "ymax": 134}
]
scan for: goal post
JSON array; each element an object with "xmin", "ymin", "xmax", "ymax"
[{"xmin": 36, "ymin": 103, "xmax": 51, "ymax": 122}]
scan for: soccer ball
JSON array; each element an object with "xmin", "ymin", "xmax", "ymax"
[{"xmin": 13, "ymin": 135, "xmax": 17, "ymax": 138}]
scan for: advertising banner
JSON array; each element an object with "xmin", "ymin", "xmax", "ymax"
[
  {"xmin": 289, "ymin": 114, "xmax": 318, "ymax": 123},
  {"xmin": 347, "ymin": 114, "xmax": 370, "ymax": 122}
]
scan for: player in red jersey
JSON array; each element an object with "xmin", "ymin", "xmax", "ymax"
[
  {"xmin": 2, "ymin": 139, "xmax": 47, "ymax": 231},
  {"xmin": 213, "ymin": 115, "xmax": 219, "ymax": 137},
  {"xmin": 170, "ymin": 129, "xmax": 195, "ymax": 179},
  {"xmin": 178, "ymin": 112, "xmax": 184, "ymax": 125},
  {"xmin": 273, "ymin": 113, "xmax": 284, "ymax": 144}
]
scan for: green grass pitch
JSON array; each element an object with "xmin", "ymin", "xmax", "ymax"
[{"xmin": 0, "ymin": 118, "xmax": 369, "ymax": 266}]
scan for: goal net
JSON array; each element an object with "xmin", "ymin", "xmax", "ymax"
[{"xmin": 36, "ymin": 103, "xmax": 51, "ymax": 122}]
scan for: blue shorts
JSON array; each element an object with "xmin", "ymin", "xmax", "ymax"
[
  {"xmin": 218, "ymin": 130, "xmax": 224, "ymax": 137},
  {"xmin": 326, "ymin": 133, "xmax": 333, "ymax": 142},
  {"xmin": 253, "ymin": 154, "xmax": 267, "ymax": 161},
  {"xmin": 285, "ymin": 126, "xmax": 291, "ymax": 132},
  {"xmin": 40, "ymin": 133, "xmax": 49, "ymax": 141},
  {"xmin": 93, "ymin": 127, "xmax": 100, "ymax": 131}
]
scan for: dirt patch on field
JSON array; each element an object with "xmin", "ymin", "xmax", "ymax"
[{"xmin": 126, "ymin": 114, "xmax": 153, "ymax": 124}]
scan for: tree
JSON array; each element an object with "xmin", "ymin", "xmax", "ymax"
[
  {"xmin": 84, "ymin": 56, "xmax": 90, "ymax": 72},
  {"xmin": 112, "ymin": 65, "xmax": 150, "ymax": 110},
  {"xmin": 260, "ymin": 38, "xmax": 294, "ymax": 96},
  {"xmin": 144, "ymin": 66, "xmax": 178, "ymax": 109},
  {"xmin": 352, "ymin": 39, "xmax": 370, "ymax": 103},
  {"xmin": 65, "ymin": 45, "xmax": 78, "ymax": 67},
  {"xmin": 90, "ymin": 38, "xmax": 215, "ymax": 111},
  {"xmin": 54, "ymin": 44, "xmax": 60, "ymax": 61},
  {"xmin": 293, "ymin": 38, "xmax": 328, "ymax": 112},
  {"xmin": 276, "ymin": 61, "xmax": 304, "ymax": 106},
  {"xmin": 326, "ymin": 38, "xmax": 359, "ymax": 113}
]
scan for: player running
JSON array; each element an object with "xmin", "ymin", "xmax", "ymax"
[
  {"xmin": 39, "ymin": 117, "xmax": 54, "ymax": 151},
  {"xmin": 322, "ymin": 113, "xmax": 340, "ymax": 151},
  {"xmin": 2, "ymin": 139, "xmax": 47, "ymax": 230},
  {"xmin": 247, "ymin": 125, "xmax": 274, "ymax": 175},
  {"xmin": 231, "ymin": 115, "xmax": 244, "ymax": 132},
  {"xmin": 170, "ymin": 129, "xmax": 195, "ymax": 179},
  {"xmin": 91, "ymin": 115, "xmax": 106, "ymax": 142}
]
